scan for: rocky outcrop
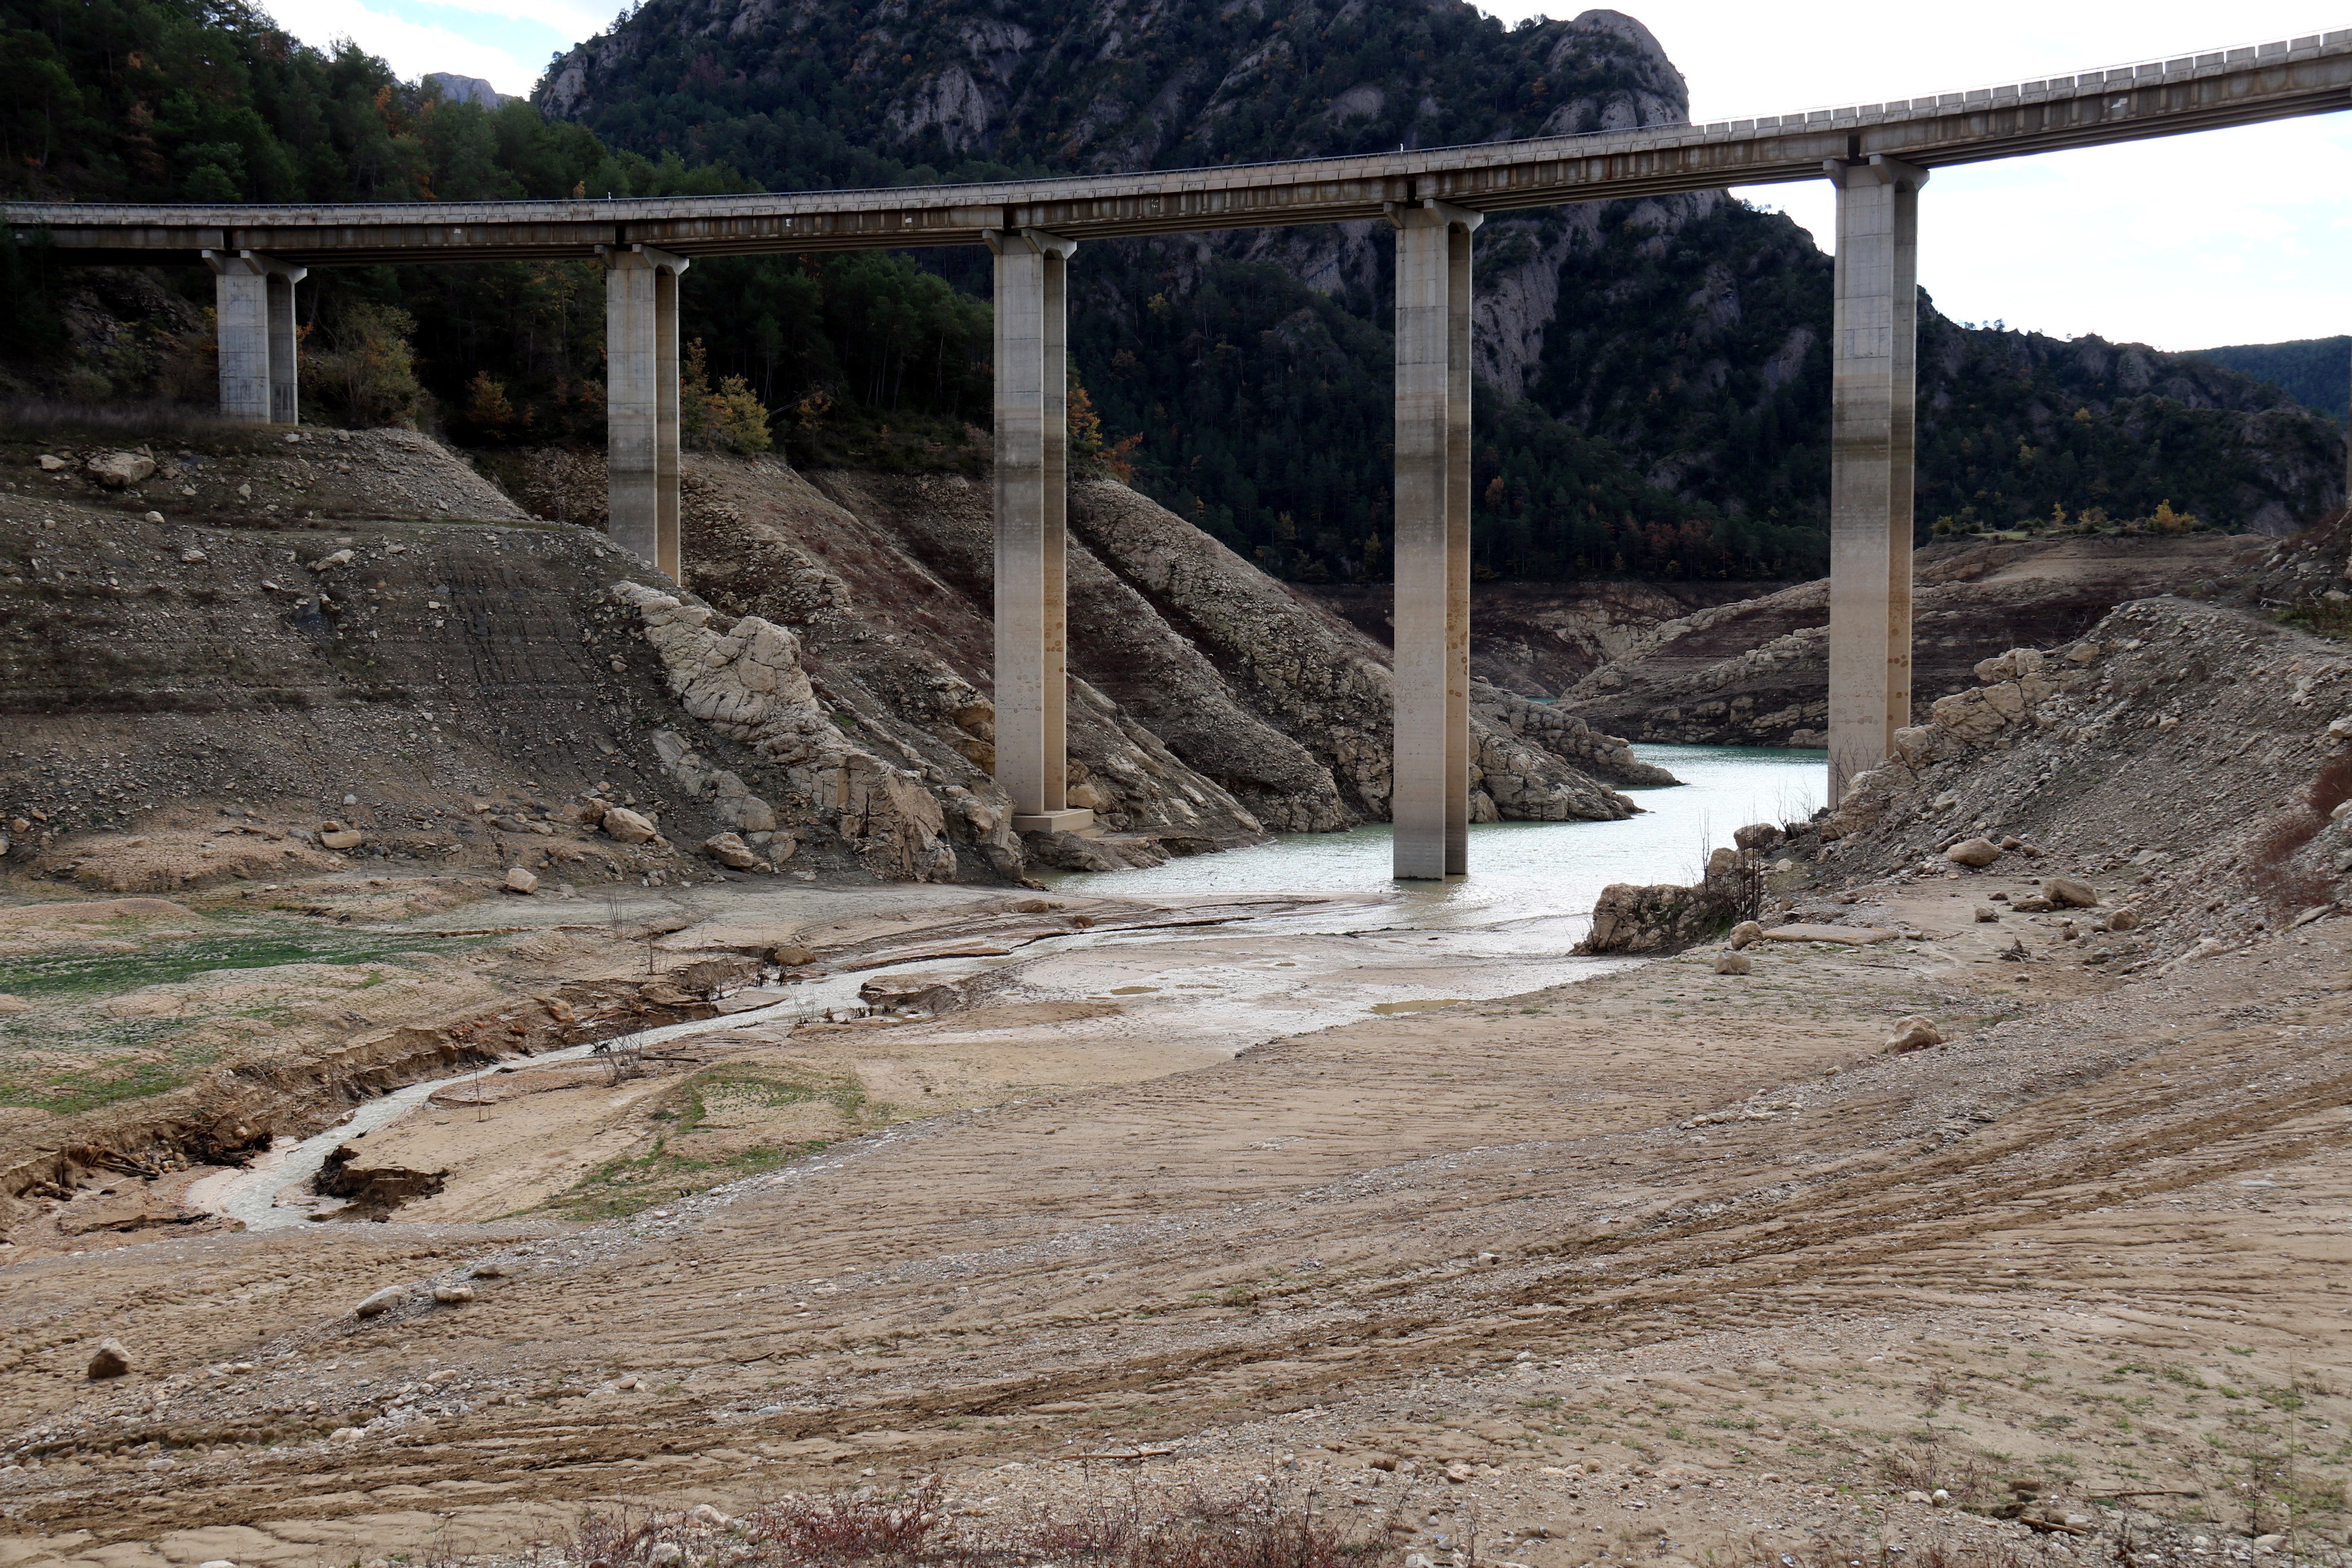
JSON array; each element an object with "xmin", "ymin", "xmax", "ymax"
[
  {"xmin": 1558, "ymin": 534, "xmax": 2271, "ymax": 748},
  {"xmin": 1475, "ymin": 684, "xmax": 1678, "ymax": 789},
  {"xmin": 1064, "ymin": 478, "xmax": 1647, "ymax": 823},
  {"xmin": 656, "ymin": 456, "xmax": 1653, "ymax": 839},
  {"xmin": 1782, "ymin": 595, "xmax": 2352, "ymax": 958},
  {"xmin": 672, "ymin": 459, "xmax": 1276, "ymax": 867},
  {"xmin": 1574, "ymin": 834, "xmax": 1781, "ymax": 955},
  {"xmin": 612, "ymin": 582, "xmax": 975, "ymax": 884}
]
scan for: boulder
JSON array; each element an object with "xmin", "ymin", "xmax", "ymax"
[
  {"xmin": 1713, "ymin": 950, "xmax": 1752, "ymax": 975},
  {"xmin": 1890, "ymin": 724, "xmax": 1945, "ymax": 765},
  {"xmin": 2044, "ymin": 876, "xmax": 2097, "ymax": 908},
  {"xmin": 1884, "ymin": 1016, "xmax": 1944, "ymax": 1053},
  {"xmin": 353, "ymin": 1286, "xmax": 404, "ymax": 1319},
  {"xmin": 1930, "ymin": 689, "xmax": 2011, "ymax": 742},
  {"xmin": 1974, "ymin": 647, "xmax": 2046, "ymax": 683},
  {"xmin": 2106, "ymin": 907, "xmax": 2142, "ymax": 932},
  {"xmin": 87, "ymin": 1338, "xmax": 132, "ymax": 1379},
  {"xmin": 432, "ymin": 1283, "xmax": 475, "ymax": 1305},
  {"xmin": 1975, "ymin": 904, "xmax": 2000, "ymax": 922},
  {"xmin": 1575, "ymin": 880, "xmax": 1736, "ymax": 955},
  {"xmin": 1732, "ymin": 822, "xmax": 1785, "ymax": 853},
  {"xmin": 701, "ymin": 832, "xmax": 763, "ymax": 870},
  {"xmin": 503, "ymin": 867, "xmax": 538, "ymax": 895},
  {"xmin": 771, "ymin": 943, "xmax": 816, "ymax": 967},
  {"xmin": 676, "ymin": 956, "xmax": 760, "ymax": 998},
  {"xmin": 859, "ymin": 970, "xmax": 970, "ymax": 1011},
  {"xmin": 36, "ymin": 453, "xmax": 65, "ymax": 471},
  {"xmin": 308, "ymin": 548, "xmax": 355, "ymax": 571},
  {"xmin": 85, "ymin": 451, "xmax": 155, "ymax": 488},
  {"xmin": 319, "ymin": 829, "xmax": 364, "ymax": 851},
  {"xmin": 1945, "ymin": 838, "xmax": 2002, "ymax": 868},
  {"xmin": 1726, "ymin": 920, "xmax": 1763, "ymax": 950},
  {"xmin": 469, "ymin": 1260, "xmax": 509, "ymax": 1278},
  {"xmin": 601, "ymin": 806, "xmax": 656, "ymax": 844},
  {"xmin": 2011, "ymin": 895, "xmax": 2055, "ymax": 913}
]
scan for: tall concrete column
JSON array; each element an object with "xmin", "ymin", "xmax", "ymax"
[
  {"xmin": 602, "ymin": 243, "xmax": 690, "ymax": 580},
  {"xmin": 1390, "ymin": 199, "xmax": 1480, "ymax": 881},
  {"xmin": 987, "ymin": 227, "xmax": 1091, "ymax": 834},
  {"xmin": 203, "ymin": 250, "xmax": 306, "ymax": 425},
  {"xmin": 1824, "ymin": 155, "xmax": 1926, "ymax": 805}
]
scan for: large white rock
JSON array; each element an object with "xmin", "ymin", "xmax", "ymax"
[{"xmin": 600, "ymin": 806, "xmax": 656, "ymax": 844}]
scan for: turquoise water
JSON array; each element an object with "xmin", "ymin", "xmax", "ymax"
[{"xmin": 1043, "ymin": 743, "xmax": 1826, "ymax": 945}]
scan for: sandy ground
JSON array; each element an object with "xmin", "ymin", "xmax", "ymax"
[{"xmin": 0, "ymin": 859, "xmax": 2345, "ymax": 1566}]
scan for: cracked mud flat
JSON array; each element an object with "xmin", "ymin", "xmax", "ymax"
[{"xmin": 1, "ymin": 727, "xmax": 2349, "ymax": 1567}]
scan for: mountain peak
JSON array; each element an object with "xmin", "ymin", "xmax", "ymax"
[{"xmin": 541, "ymin": 0, "xmax": 1690, "ymax": 179}]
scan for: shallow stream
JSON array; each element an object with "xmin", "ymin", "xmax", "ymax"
[{"xmin": 209, "ymin": 743, "xmax": 1823, "ymax": 1231}]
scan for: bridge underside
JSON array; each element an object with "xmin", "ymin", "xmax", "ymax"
[{"xmin": 10, "ymin": 31, "xmax": 2350, "ymax": 879}]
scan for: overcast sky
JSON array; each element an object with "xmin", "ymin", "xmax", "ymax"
[{"xmin": 287, "ymin": 0, "xmax": 2348, "ymax": 352}]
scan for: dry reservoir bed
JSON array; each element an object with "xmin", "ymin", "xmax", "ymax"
[{"xmin": 0, "ymin": 863, "xmax": 2344, "ymax": 1567}]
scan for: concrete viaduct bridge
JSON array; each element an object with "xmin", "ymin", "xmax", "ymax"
[{"xmin": 9, "ymin": 32, "xmax": 2351, "ymax": 878}]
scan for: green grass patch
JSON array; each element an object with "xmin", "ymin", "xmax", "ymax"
[
  {"xmin": 0, "ymin": 923, "xmax": 464, "ymax": 1000},
  {"xmin": 536, "ymin": 1064, "xmax": 879, "ymax": 1221},
  {"xmin": 0, "ymin": 1015, "xmax": 219, "ymax": 1112}
]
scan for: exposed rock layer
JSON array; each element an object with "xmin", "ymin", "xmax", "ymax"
[{"xmin": 1558, "ymin": 534, "xmax": 2269, "ymax": 748}]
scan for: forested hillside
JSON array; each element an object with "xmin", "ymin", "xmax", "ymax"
[
  {"xmin": 538, "ymin": 0, "xmax": 2347, "ymax": 564},
  {"xmin": 4, "ymin": 0, "xmax": 2343, "ymax": 583},
  {"xmin": 2193, "ymin": 337, "xmax": 2351, "ymax": 424}
]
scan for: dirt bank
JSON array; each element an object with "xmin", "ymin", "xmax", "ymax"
[{"xmin": 1557, "ymin": 533, "xmax": 2268, "ymax": 747}]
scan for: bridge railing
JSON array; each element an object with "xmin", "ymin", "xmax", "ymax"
[{"xmin": 1694, "ymin": 28, "xmax": 2352, "ymax": 138}]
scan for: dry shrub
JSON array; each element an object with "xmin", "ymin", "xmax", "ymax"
[
  {"xmin": 2242, "ymin": 750, "xmax": 2352, "ymax": 913},
  {"xmin": 1872, "ymin": 1433, "xmax": 1994, "ymax": 1505},
  {"xmin": 540, "ymin": 1478, "xmax": 1387, "ymax": 1568}
]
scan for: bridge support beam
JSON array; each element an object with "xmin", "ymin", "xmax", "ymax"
[
  {"xmin": 987, "ymin": 228, "xmax": 1091, "ymax": 835},
  {"xmin": 202, "ymin": 251, "xmax": 305, "ymax": 425},
  {"xmin": 1390, "ymin": 200, "xmax": 1480, "ymax": 881},
  {"xmin": 1825, "ymin": 155, "xmax": 1927, "ymax": 805},
  {"xmin": 602, "ymin": 244, "xmax": 689, "ymax": 580}
]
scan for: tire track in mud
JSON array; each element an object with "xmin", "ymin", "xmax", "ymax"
[{"xmin": 22, "ymin": 1007, "xmax": 2352, "ymax": 1540}]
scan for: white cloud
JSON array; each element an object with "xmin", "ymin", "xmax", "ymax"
[
  {"xmin": 276, "ymin": 0, "xmax": 562, "ymax": 97},
  {"xmin": 1488, "ymin": 0, "xmax": 2352, "ymax": 350}
]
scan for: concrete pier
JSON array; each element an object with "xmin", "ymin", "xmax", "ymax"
[
  {"xmin": 1824, "ymin": 155, "xmax": 1926, "ymax": 804},
  {"xmin": 603, "ymin": 244, "xmax": 689, "ymax": 580},
  {"xmin": 1390, "ymin": 200, "xmax": 1480, "ymax": 880},
  {"xmin": 988, "ymin": 228, "xmax": 1091, "ymax": 835},
  {"xmin": 202, "ymin": 251, "xmax": 304, "ymax": 424}
]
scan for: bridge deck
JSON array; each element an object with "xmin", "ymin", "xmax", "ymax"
[{"xmin": 8, "ymin": 31, "xmax": 2350, "ymax": 265}]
